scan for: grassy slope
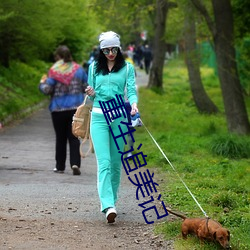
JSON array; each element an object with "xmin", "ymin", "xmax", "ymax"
[
  {"xmin": 134, "ymin": 59, "xmax": 250, "ymax": 250},
  {"xmin": 0, "ymin": 60, "xmax": 50, "ymax": 123}
]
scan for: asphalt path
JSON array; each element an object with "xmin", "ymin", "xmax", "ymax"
[
  {"xmin": 0, "ymin": 70, "xmax": 174, "ymax": 249},
  {"xmin": 0, "ymin": 69, "xmax": 150, "ymax": 222},
  {"xmin": 0, "ymin": 104, "xmax": 147, "ymax": 221}
]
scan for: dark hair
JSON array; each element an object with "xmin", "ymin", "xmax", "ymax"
[
  {"xmin": 95, "ymin": 48, "xmax": 126, "ymax": 75},
  {"xmin": 54, "ymin": 45, "xmax": 73, "ymax": 63}
]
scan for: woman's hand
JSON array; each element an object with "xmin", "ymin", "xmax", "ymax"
[
  {"xmin": 40, "ymin": 74, "xmax": 47, "ymax": 83},
  {"xmin": 131, "ymin": 103, "xmax": 138, "ymax": 116},
  {"xmin": 85, "ymin": 86, "xmax": 96, "ymax": 97}
]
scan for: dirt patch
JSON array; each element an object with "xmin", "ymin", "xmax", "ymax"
[{"xmin": 0, "ymin": 215, "xmax": 174, "ymax": 250}]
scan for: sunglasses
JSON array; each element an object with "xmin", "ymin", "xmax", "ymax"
[{"xmin": 102, "ymin": 47, "xmax": 119, "ymax": 55}]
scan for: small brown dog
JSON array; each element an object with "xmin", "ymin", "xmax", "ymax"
[{"xmin": 166, "ymin": 208, "xmax": 231, "ymax": 249}]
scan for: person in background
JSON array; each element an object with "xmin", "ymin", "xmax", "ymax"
[
  {"xmin": 134, "ymin": 44, "xmax": 144, "ymax": 69},
  {"xmin": 85, "ymin": 31, "xmax": 138, "ymax": 223},
  {"xmin": 85, "ymin": 46, "xmax": 99, "ymax": 72},
  {"xmin": 88, "ymin": 46, "xmax": 99, "ymax": 64},
  {"xmin": 123, "ymin": 51, "xmax": 134, "ymax": 65},
  {"xmin": 143, "ymin": 44, "xmax": 153, "ymax": 74},
  {"xmin": 39, "ymin": 45, "xmax": 88, "ymax": 175},
  {"xmin": 123, "ymin": 51, "xmax": 136, "ymax": 76}
]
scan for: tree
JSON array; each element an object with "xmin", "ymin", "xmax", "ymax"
[
  {"xmin": 91, "ymin": 0, "xmax": 156, "ymax": 48},
  {"xmin": 0, "ymin": 0, "xmax": 98, "ymax": 66},
  {"xmin": 191, "ymin": 0, "xmax": 250, "ymax": 134},
  {"xmin": 184, "ymin": 1, "xmax": 218, "ymax": 114},
  {"xmin": 148, "ymin": 0, "xmax": 177, "ymax": 89},
  {"xmin": 0, "ymin": 0, "xmax": 58, "ymax": 66}
]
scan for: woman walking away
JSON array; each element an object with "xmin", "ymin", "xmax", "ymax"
[
  {"xmin": 39, "ymin": 45, "xmax": 88, "ymax": 175},
  {"xmin": 85, "ymin": 31, "xmax": 138, "ymax": 223}
]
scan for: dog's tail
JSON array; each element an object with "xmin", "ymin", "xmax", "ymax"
[{"xmin": 166, "ymin": 207, "xmax": 187, "ymax": 220}]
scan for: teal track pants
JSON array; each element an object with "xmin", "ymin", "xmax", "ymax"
[{"xmin": 90, "ymin": 111, "xmax": 127, "ymax": 212}]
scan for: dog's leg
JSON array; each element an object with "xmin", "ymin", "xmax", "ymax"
[
  {"xmin": 199, "ymin": 237, "xmax": 205, "ymax": 247},
  {"xmin": 181, "ymin": 231, "xmax": 188, "ymax": 240}
]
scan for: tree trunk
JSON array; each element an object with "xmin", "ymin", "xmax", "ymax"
[
  {"xmin": 191, "ymin": 0, "xmax": 250, "ymax": 134},
  {"xmin": 147, "ymin": 0, "xmax": 169, "ymax": 89},
  {"xmin": 184, "ymin": 4, "xmax": 218, "ymax": 114},
  {"xmin": 212, "ymin": 0, "xmax": 250, "ymax": 134}
]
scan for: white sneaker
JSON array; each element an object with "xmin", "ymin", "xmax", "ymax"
[
  {"xmin": 106, "ymin": 207, "xmax": 117, "ymax": 223},
  {"xmin": 127, "ymin": 152, "xmax": 133, "ymax": 158},
  {"xmin": 72, "ymin": 165, "xmax": 81, "ymax": 175},
  {"xmin": 53, "ymin": 168, "xmax": 64, "ymax": 173}
]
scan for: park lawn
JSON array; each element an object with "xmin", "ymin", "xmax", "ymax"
[{"xmin": 134, "ymin": 58, "xmax": 250, "ymax": 250}]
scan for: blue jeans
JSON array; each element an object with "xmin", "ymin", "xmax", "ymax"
[{"xmin": 90, "ymin": 111, "xmax": 127, "ymax": 212}]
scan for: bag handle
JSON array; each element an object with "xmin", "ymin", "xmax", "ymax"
[
  {"xmin": 79, "ymin": 136, "xmax": 94, "ymax": 158},
  {"xmin": 79, "ymin": 95, "xmax": 94, "ymax": 158},
  {"xmin": 83, "ymin": 94, "xmax": 88, "ymax": 105},
  {"xmin": 79, "ymin": 110, "xmax": 94, "ymax": 158}
]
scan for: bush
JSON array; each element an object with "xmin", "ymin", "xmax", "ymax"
[
  {"xmin": 210, "ymin": 135, "xmax": 250, "ymax": 159},
  {"xmin": 210, "ymin": 192, "xmax": 237, "ymax": 209},
  {"xmin": 0, "ymin": 60, "xmax": 49, "ymax": 123}
]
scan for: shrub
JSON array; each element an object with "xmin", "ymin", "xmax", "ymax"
[
  {"xmin": 210, "ymin": 192, "xmax": 237, "ymax": 209},
  {"xmin": 210, "ymin": 135, "xmax": 250, "ymax": 159}
]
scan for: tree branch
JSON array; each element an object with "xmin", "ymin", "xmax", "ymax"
[
  {"xmin": 167, "ymin": 1, "xmax": 178, "ymax": 9},
  {"xmin": 190, "ymin": 0, "xmax": 216, "ymax": 37}
]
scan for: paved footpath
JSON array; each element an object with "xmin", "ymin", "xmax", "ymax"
[{"xmin": 0, "ymin": 70, "xmax": 173, "ymax": 249}]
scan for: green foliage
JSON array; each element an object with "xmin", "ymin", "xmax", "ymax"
[
  {"xmin": 154, "ymin": 221, "xmax": 181, "ymax": 239},
  {"xmin": 232, "ymin": 0, "xmax": 250, "ymax": 39},
  {"xmin": 165, "ymin": 3, "xmax": 184, "ymax": 44},
  {"xmin": 201, "ymin": 121, "xmax": 217, "ymax": 136},
  {"xmin": 0, "ymin": 60, "xmax": 49, "ymax": 122},
  {"xmin": 0, "ymin": 0, "xmax": 100, "ymax": 66},
  {"xmin": 210, "ymin": 134, "xmax": 250, "ymax": 159},
  {"xmin": 135, "ymin": 58, "xmax": 250, "ymax": 249},
  {"xmin": 210, "ymin": 192, "xmax": 238, "ymax": 209},
  {"xmin": 236, "ymin": 37, "xmax": 250, "ymax": 95},
  {"xmin": 92, "ymin": 0, "xmax": 156, "ymax": 46}
]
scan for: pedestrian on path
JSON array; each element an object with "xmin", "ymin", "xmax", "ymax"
[
  {"xmin": 85, "ymin": 31, "xmax": 138, "ymax": 223},
  {"xmin": 143, "ymin": 44, "xmax": 153, "ymax": 75},
  {"xmin": 39, "ymin": 45, "xmax": 88, "ymax": 175}
]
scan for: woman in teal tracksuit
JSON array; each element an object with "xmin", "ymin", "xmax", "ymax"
[{"xmin": 86, "ymin": 31, "xmax": 138, "ymax": 223}]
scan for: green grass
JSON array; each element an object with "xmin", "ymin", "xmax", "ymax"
[
  {"xmin": 134, "ymin": 58, "xmax": 250, "ymax": 250},
  {"xmin": 0, "ymin": 60, "xmax": 50, "ymax": 123}
]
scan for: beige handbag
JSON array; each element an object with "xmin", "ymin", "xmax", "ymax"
[{"xmin": 72, "ymin": 95, "xmax": 94, "ymax": 158}]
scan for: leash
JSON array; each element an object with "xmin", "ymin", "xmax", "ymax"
[
  {"xmin": 139, "ymin": 118, "xmax": 209, "ymax": 218},
  {"xmin": 206, "ymin": 217, "xmax": 210, "ymax": 234}
]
